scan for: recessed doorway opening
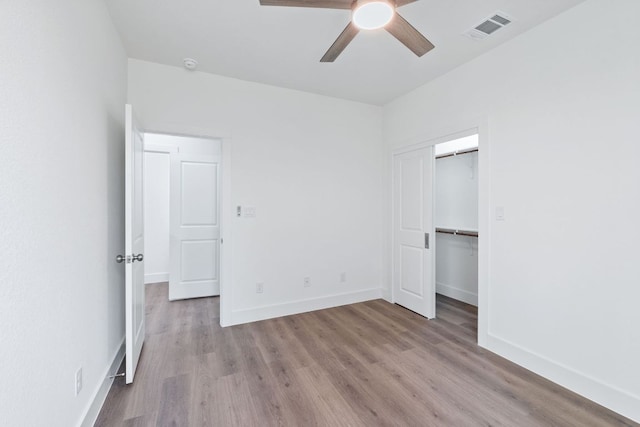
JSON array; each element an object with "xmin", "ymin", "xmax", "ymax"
[
  {"xmin": 143, "ymin": 133, "xmax": 222, "ymax": 301},
  {"xmin": 392, "ymin": 129, "xmax": 480, "ymax": 343},
  {"xmin": 434, "ymin": 133, "xmax": 479, "ymax": 339}
]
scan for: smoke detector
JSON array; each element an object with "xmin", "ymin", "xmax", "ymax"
[
  {"xmin": 183, "ymin": 58, "xmax": 198, "ymax": 71},
  {"xmin": 464, "ymin": 12, "xmax": 514, "ymax": 40}
]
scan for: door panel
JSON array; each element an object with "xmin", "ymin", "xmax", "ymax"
[
  {"xmin": 401, "ymin": 156, "xmax": 424, "ymax": 230},
  {"xmin": 169, "ymin": 151, "xmax": 221, "ymax": 300},
  {"xmin": 125, "ymin": 104, "xmax": 145, "ymax": 384},
  {"xmin": 400, "ymin": 245, "xmax": 423, "ymax": 296},
  {"xmin": 393, "ymin": 147, "xmax": 435, "ymax": 318},
  {"xmin": 181, "ymin": 240, "xmax": 217, "ymax": 281},
  {"xmin": 181, "ymin": 162, "xmax": 218, "ymax": 225}
]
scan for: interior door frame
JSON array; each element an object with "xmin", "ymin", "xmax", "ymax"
[
  {"xmin": 143, "ymin": 131, "xmax": 233, "ymax": 328},
  {"xmin": 390, "ymin": 119, "xmax": 489, "ymax": 346}
]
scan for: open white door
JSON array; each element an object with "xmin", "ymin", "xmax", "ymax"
[
  {"xmin": 124, "ymin": 104, "xmax": 145, "ymax": 384},
  {"xmin": 393, "ymin": 146, "xmax": 435, "ymax": 319},
  {"xmin": 169, "ymin": 150, "xmax": 221, "ymax": 300}
]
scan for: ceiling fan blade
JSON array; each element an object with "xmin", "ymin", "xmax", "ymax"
[
  {"xmin": 320, "ymin": 22, "xmax": 359, "ymax": 62},
  {"xmin": 259, "ymin": 0, "xmax": 352, "ymax": 9},
  {"xmin": 385, "ymin": 12, "xmax": 434, "ymax": 57}
]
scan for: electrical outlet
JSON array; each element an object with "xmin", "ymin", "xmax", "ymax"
[
  {"xmin": 75, "ymin": 367, "xmax": 83, "ymax": 396},
  {"xmin": 340, "ymin": 272, "xmax": 347, "ymax": 283},
  {"xmin": 304, "ymin": 277, "xmax": 311, "ymax": 287},
  {"xmin": 256, "ymin": 282, "xmax": 264, "ymax": 293}
]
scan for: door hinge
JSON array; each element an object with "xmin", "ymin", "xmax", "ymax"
[{"xmin": 425, "ymin": 233, "xmax": 430, "ymax": 249}]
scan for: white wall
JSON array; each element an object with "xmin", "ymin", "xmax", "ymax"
[
  {"xmin": 435, "ymin": 233, "xmax": 478, "ymax": 305},
  {"xmin": 0, "ymin": 1, "xmax": 127, "ymax": 426},
  {"xmin": 435, "ymin": 151, "xmax": 478, "ymax": 230},
  {"xmin": 143, "ymin": 151, "xmax": 171, "ymax": 282},
  {"xmin": 383, "ymin": 0, "xmax": 640, "ymax": 422},
  {"xmin": 435, "ymin": 151, "xmax": 479, "ymax": 305},
  {"xmin": 128, "ymin": 59, "xmax": 385, "ymax": 324}
]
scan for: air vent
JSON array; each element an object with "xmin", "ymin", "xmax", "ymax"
[{"xmin": 464, "ymin": 11, "xmax": 513, "ymax": 40}]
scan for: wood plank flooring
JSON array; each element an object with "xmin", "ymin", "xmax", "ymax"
[{"xmin": 96, "ymin": 285, "xmax": 637, "ymax": 426}]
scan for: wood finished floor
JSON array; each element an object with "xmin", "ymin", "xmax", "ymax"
[{"xmin": 96, "ymin": 284, "xmax": 636, "ymax": 426}]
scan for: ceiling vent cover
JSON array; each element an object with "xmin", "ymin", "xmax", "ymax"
[{"xmin": 465, "ymin": 11, "xmax": 513, "ymax": 40}]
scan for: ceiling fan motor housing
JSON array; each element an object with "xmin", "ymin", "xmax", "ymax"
[{"xmin": 352, "ymin": 0, "xmax": 395, "ymax": 30}]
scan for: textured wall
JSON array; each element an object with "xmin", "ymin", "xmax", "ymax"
[
  {"xmin": 128, "ymin": 59, "xmax": 386, "ymax": 324},
  {"xmin": 0, "ymin": 1, "xmax": 127, "ymax": 425}
]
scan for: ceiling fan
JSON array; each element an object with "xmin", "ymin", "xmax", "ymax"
[{"xmin": 259, "ymin": 0, "xmax": 435, "ymax": 62}]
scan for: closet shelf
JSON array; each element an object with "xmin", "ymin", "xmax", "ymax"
[
  {"xmin": 436, "ymin": 227, "xmax": 478, "ymax": 237},
  {"xmin": 435, "ymin": 147, "xmax": 478, "ymax": 159}
]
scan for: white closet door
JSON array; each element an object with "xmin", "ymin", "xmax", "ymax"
[
  {"xmin": 393, "ymin": 146, "xmax": 435, "ymax": 319},
  {"xmin": 169, "ymin": 151, "xmax": 221, "ymax": 300}
]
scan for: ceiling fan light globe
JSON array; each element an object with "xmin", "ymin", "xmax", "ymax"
[{"xmin": 352, "ymin": 0, "xmax": 394, "ymax": 30}]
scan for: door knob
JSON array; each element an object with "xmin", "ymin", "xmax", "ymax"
[{"xmin": 116, "ymin": 254, "xmax": 143, "ymax": 263}]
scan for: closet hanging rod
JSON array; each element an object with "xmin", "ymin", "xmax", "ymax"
[
  {"xmin": 436, "ymin": 227, "xmax": 478, "ymax": 237},
  {"xmin": 435, "ymin": 147, "xmax": 478, "ymax": 159}
]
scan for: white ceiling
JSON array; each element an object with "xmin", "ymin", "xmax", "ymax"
[{"xmin": 105, "ymin": 0, "xmax": 585, "ymax": 105}]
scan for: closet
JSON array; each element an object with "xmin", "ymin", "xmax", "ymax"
[{"xmin": 434, "ymin": 135, "xmax": 479, "ymax": 307}]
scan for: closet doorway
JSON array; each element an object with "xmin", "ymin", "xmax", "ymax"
[
  {"xmin": 392, "ymin": 129, "xmax": 481, "ymax": 341},
  {"xmin": 434, "ymin": 134, "xmax": 479, "ymax": 338}
]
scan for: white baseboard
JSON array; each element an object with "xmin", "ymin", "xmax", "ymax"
[
  {"xmin": 79, "ymin": 339, "xmax": 126, "ymax": 427},
  {"xmin": 145, "ymin": 272, "xmax": 169, "ymax": 284},
  {"xmin": 381, "ymin": 288, "xmax": 392, "ymax": 303},
  {"xmin": 486, "ymin": 334, "xmax": 640, "ymax": 424},
  {"xmin": 436, "ymin": 281, "xmax": 478, "ymax": 306},
  {"xmin": 230, "ymin": 288, "xmax": 383, "ymax": 325}
]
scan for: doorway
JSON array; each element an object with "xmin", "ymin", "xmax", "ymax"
[
  {"xmin": 143, "ymin": 133, "xmax": 222, "ymax": 301},
  {"xmin": 434, "ymin": 134, "xmax": 479, "ymax": 338},
  {"xmin": 392, "ymin": 127, "xmax": 483, "ymax": 343}
]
